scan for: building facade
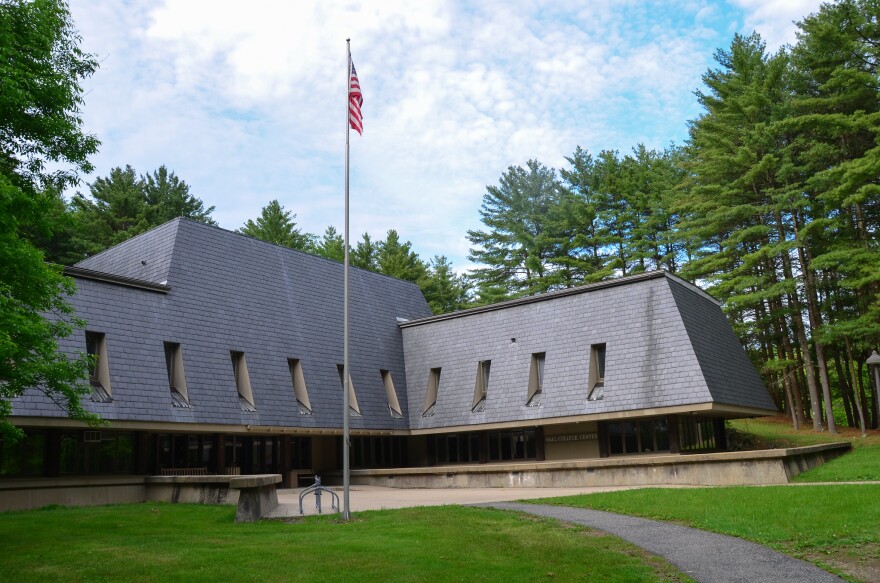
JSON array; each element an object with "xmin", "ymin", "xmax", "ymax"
[{"xmin": 1, "ymin": 219, "xmax": 777, "ymax": 488}]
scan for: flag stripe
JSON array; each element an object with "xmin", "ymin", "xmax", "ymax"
[{"xmin": 349, "ymin": 60, "xmax": 363, "ymax": 135}]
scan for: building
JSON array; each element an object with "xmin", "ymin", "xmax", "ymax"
[{"xmin": 1, "ymin": 219, "xmax": 777, "ymax": 496}]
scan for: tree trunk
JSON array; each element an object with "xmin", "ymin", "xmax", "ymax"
[
  {"xmin": 845, "ymin": 339, "xmax": 867, "ymax": 436},
  {"xmin": 792, "ymin": 212, "xmax": 836, "ymax": 432},
  {"xmin": 833, "ymin": 352, "xmax": 856, "ymax": 427}
]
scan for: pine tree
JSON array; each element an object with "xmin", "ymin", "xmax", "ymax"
[
  {"xmin": 313, "ymin": 226, "xmax": 345, "ymax": 262},
  {"xmin": 376, "ymin": 229, "xmax": 427, "ymax": 283},
  {"xmin": 70, "ymin": 165, "xmax": 216, "ymax": 259},
  {"xmin": 239, "ymin": 199, "xmax": 313, "ymax": 251},
  {"xmin": 142, "ymin": 166, "xmax": 216, "ymax": 226},
  {"xmin": 467, "ymin": 160, "xmax": 565, "ymax": 297},
  {"xmin": 352, "ymin": 233, "xmax": 378, "ymax": 270},
  {"xmin": 420, "ymin": 255, "xmax": 469, "ymax": 314}
]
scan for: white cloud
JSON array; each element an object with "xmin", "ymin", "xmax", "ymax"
[
  {"xmin": 68, "ymin": 0, "xmax": 825, "ymax": 273},
  {"xmin": 732, "ymin": 0, "xmax": 823, "ymax": 49}
]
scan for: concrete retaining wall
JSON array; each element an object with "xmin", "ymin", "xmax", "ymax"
[
  {"xmin": 345, "ymin": 443, "xmax": 851, "ymax": 489},
  {"xmin": 0, "ymin": 476, "xmax": 147, "ymax": 512},
  {"xmin": 0, "ymin": 444, "xmax": 851, "ymax": 512}
]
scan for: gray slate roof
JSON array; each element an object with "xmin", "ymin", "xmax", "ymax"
[
  {"xmin": 14, "ymin": 219, "xmax": 432, "ymax": 430},
  {"xmin": 400, "ymin": 272, "xmax": 776, "ymax": 430},
  {"xmin": 14, "ymin": 220, "xmax": 775, "ymax": 432}
]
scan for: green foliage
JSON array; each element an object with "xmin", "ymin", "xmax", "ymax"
[
  {"xmin": 0, "ymin": 0, "xmax": 101, "ymax": 440},
  {"xmin": 420, "ymin": 255, "xmax": 469, "ymax": 314},
  {"xmin": 728, "ymin": 416, "xmax": 880, "ymax": 482},
  {"xmin": 376, "ymin": 229, "xmax": 427, "ymax": 284},
  {"xmin": 0, "ymin": 0, "xmax": 99, "ymax": 192},
  {"xmin": 142, "ymin": 165, "xmax": 216, "ymax": 227},
  {"xmin": 467, "ymin": 160, "xmax": 567, "ymax": 297},
  {"xmin": 0, "ymin": 504, "xmax": 689, "ymax": 582},
  {"xmin": 313, "ymin": 225, "xmax": 345, "ymax": 262},
  {"xmin": 352, "ymin": 232, "xmax": 378, "ymax": 270},
  {"xmin": 69, "ymin": 165, "xmax": 216, "ymax": 259},
  {"xmin": 539, "ymin": 484, "xmax": 880, "ymax": 579},
  {"xmin": 239, "ymin": 199, "xmax": 313, "ymax": 251}
]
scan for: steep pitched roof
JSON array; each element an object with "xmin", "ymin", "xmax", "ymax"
[
  {"xmin": 75, "ymin": 218, "xmax": 182, "ymax": 286},
  {"xmin": 400, "ymin": 272, "xmax": 775, "ymax": 430},
  {"xmin": 16, "ymin": 219, "xmax": 432, "ymax": 429}
]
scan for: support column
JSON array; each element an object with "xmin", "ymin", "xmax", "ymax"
[
  {"xmin": 668, "ymin": 416, "xmax": 681, "ymax": 454},
  {"xmin": 534, "ymin": 426, "xmax": 545, "ymax": 461},
  {"xmin": 134, "ymin": 432, "xmax": 150, "ymax": 475},
  {"xmin": 714, "ymin": 418, "xmax": 728, "ymax": 451},
  {"xmin": 214, "ymin": 434, "xmax": 226, "ymax": 474},
  {"xmin": 45, "ymin": 429, "xmax": 61, "ymax": 477},
  {"xmin": 280, "ymin": 436, "xmax": 292, "ymax": 487},
  {"xmin": 598, "ymin": 422, "xmax": 609, "ymax": 458},
  {"xmin": 478, "ymin": 433, "xmax": 489, "ymax": 464}
]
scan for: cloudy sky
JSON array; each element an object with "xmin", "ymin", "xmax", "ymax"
[{"xmin": 68, "ymin": 0, "xmax": 823, "ymax": 272}]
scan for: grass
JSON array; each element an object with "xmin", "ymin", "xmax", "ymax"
[
  {"xmin": 729, "ymin": 415, "xmax": 880, "ymax": 482},
  {"xmin": 535, "ymin": 485, "xmax": 880, "ymax": 582},
  {"xmin": 0, "ymin": 503, "xmax": 690, "ymax": 582},
  {"xmin": 528, "ymin": 416, "xmax": 880, "ymax": 581}
]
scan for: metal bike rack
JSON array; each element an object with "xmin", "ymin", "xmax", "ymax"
[{"xmin": 298, "ymin": 475, "xmax": 340, "ymax": 515}]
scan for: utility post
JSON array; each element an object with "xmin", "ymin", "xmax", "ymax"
[{"xmin": 866, "ymin": 350, "xmax": 880, "ymax": 430}]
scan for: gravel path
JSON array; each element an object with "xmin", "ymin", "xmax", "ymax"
[{"xmin": 480, "ymin": 502, "xmax": 843, "ymax": 583}]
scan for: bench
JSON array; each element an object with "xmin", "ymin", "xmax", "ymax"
[
  {"xmin": 159, "ymin": 467, "xmax": 209, "ymax": 476},
  {"xmin": 290, "ymin": 470, "xmax": 316, "ymax": 487},
  {"xmin": 145, "ymin": 473, "xmax": 282, "ymax": 522},
  {"xmin": 229, "ymin": 474, "xmax": 282, "ymax": 522}
]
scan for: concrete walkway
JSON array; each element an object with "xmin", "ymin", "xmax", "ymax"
[
  {"xmin": 269, "ymin": 485, "xmax": 846, "ymax": 582},
  {"xmin": 268, "ymin": 485, "xmax": 643, "ymax": 517},
  {"xmin": 482, "ymin": 502, "xmax": 843, "ymax": 583}
]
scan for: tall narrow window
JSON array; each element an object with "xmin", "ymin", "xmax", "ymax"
[
  {"xmin": 85, "ymin": 331, "xmax": 112, "ymax": 402},
  {"xmin": 164, "ymin": 342, "xmax": 190, "ymax": 408},
  {"xmin": 336, "ymin": 365, "xmax": 361, "ymax": 416},
  {"xmin": 527, "ymin": 352, "xmax": 545, "ymax": 407},
  {"xmin": 423, "ymin": 368, "xmax": 441, "ymax": 417},
  {"xmin": 288, "ymin": 359, "xmax": 312, "ymax": 415},
  {"xmin": 587, "ymin": 343, "xmax": 606, "ymax": 401},
  {"xmin": 381, "ymin": 370, "xmax": 403, "ymax": 418},
  {"xmin": 230, "ymin": 351, "xmax": 256, "ymax": 412},
  {"xmin": 472, "ymin": 360, "xmax": 490, "ymax": 412}
]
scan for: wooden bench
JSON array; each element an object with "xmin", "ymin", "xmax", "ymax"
[{"xmin": 159, "ymin": 467, "xmax": 209, "ymax": 476}]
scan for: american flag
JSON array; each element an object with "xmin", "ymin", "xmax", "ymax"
[{"xmin": 349, "ymin": 61, "xmax": 363, "ymax": 135}]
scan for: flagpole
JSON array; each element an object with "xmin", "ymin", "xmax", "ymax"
[{"xmin": 342, "ymin": 38, "xmax": 352, "ymax": 522}]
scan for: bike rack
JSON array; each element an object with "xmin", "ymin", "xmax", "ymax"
[{"xmin": 298, "ymin": 475, "xmax": 340, "ymax": 515}]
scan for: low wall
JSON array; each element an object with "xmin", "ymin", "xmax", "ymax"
[
  {"xmin": 144, "ymin": 475, "xmax": 241, "ymax": 505},
  {"xmin": 344, "ymin": 443, "xmax": 851, "ymax": 489},
  {"xmin": 0, "ymin": 476, "xmax": 147, "ymax": 512}
]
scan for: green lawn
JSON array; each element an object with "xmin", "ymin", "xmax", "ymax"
[
  {"xmin": 535, "ymin": 485, "xmax": 880, "ymax": 582},
  {"xmin": 729, "ymin": 416, "xmax": 880, "ymax": 482},
  {"xmin": 0, "ymin": 503, "xmax": 689, "ymax": 582}
]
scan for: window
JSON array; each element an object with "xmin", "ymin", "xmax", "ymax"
[
  {"xmin": 679, "ymin": 416, "xmax": 717, "ymax": 451},
  {"xmin": 607, "ymin": 418, "xmax": 670, "ymax": 455},
  {"xmin": 85, "ymin": 331, "xmax": 112, "ymax": 402},
  {"xmin": 587, "ymin": 343, "xmax": 606, "ymax": 401},
  {"xmin": 527, "ymin": 352, "xmax": 545, "ymax": 406},
  {"xmin": 164, "ymin": 342, "xmax": 190, "ymax": 408},
  {"xmin": 230, "ymin": 351, "xmax": 256, "ymax": 412},
  {"xmin": 288, "ymin": 359, "xmax": 312, "ymax": 415},
  {"xmin": 472, "ymin": 360, "xmax": 490, "ymax": 412},
  {"xmin": 381, "ymin": 370, "xmax": 404, "ymax": 418},
  {"xmin": 336, "ymin": 365, "xmax": 361, "ymax": 416},
  {"xmin": 423, "ymin": 368, "xmax": 441, "ymax": 417}
]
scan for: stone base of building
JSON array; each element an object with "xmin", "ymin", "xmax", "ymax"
[
  {"xmin": 342, "ymin": 443, "xmax": 851, "ymax": 489},
  {"xmin": 0, "ymin": 443, "xmax": 850, "ymax": 512}
]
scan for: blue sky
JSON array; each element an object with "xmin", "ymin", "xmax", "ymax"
[{"xmin": 68, "ymin": 0, "xmax": 823, "ymax": 272}]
